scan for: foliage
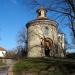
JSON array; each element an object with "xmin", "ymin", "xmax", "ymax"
[{"xmin": 13, "ymin": 58, "xmax": 48, "ymax": 71}]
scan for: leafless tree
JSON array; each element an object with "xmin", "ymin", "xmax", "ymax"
[
  {"xmin": 17, "ymin": 26, "xmax": 27, "ymax": 57},
  {"xmin": 28, "ymin": 0, "xmax": 75, "ymax": 50},
  {"xmin": 16, "ymin": 0, "xmax": 75, "ymax": 56},
  {"xmin": 31, "ymin": 0, "xmax": 75, "ymax": 40}
]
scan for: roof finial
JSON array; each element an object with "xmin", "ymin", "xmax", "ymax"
[
  {"xmin": 36, "ymin": 0, "xmax": 47, "ymax": 19},
  {"xmin": 36, "ymin": 7, "xmax": 47, "ymax": 19}
]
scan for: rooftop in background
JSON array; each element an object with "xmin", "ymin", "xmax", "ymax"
[{"xmin": 0, "ymin": 47, "xmax": 6, "ymax": 51}]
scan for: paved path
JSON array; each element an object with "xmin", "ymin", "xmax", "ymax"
[
  {"xmin": 0, "ymin": 66, "xmax": 8, "ymax": 75},
  {"xmin": 7, "ymin": 61, "xmax": 17, "ymax": 75}
]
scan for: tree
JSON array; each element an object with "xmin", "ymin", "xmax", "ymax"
[
  {"xmin": 29, "ymin": 0, "xmax": 75, "ymax": 50},
  {"xmin": 49, "ymin": 0, "xmax": 75, "ymax": 40},
  {"xmin": 17, "ymin": 26, "xmax": 27, "ymax": 58},
  {"xmin": 16, "ymin": 0, "xmax": 75, "ymax": 56},
  {"xmin": 31, "ymin": 0, "xmax": 75, "ymax": 40},
  {"xmin": 5, "ymin": 50, "xmax": 16, "ymax": 58}
]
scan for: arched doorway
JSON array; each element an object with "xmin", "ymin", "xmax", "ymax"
[{"xmin": 41, "ymin": 38, "xmax": 53, "ymax": 57}]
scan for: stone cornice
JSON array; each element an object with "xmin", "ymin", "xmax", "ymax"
[{"xmin": 26, "ymin": 19, "xmax": 58, "ymax": 29}]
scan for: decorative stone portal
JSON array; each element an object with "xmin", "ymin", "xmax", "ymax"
[
  {"xmin": 26, "ymin": 7, "xmax": 65, "ymax": 57},
  {"xmin": 41, "ymin": 37, "xmax": 53, "ymax": 57}
]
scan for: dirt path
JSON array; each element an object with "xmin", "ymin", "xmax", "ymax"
[
  {"xmin": 8, "ymin": 64, "xmax": 14, "ymax": 75},
  {"xmin": 7, "ymin": 61, "xmax": 17, "ymax": 75}
]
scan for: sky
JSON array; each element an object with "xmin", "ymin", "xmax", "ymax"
[
  {"xmin": 0, "ymin": 0, "xmax": 36, "ymax": 50},
  {"xmin": 0, "ymin": 0, "xmax": 74, "ymax": 52}
]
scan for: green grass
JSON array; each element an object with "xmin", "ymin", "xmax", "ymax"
[
  {"xmin": 13, "ymin": 58, "xmax": 49, "ymax": 72},
  {"xmin": 13, "ymin": 57, "xmax": 75, "ymax": 75},
  {"xmin": 13, "ymin": 58, "xmax": 69, "ymax": 72},
  {"xmin": 0, "ymin": 60, "xmax": 6, "ymax": 66}
]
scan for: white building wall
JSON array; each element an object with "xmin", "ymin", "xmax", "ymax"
[{"xmin": 0, "ymin": 51, "xmax": 6, "ymax": 57}]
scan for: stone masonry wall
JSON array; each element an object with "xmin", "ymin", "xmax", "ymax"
[{"xmin": 27, "ymin": 20, "xmax": 58, "ymax": 57}]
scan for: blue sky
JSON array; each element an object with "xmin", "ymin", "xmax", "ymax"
[
  {"xmin": 0, "ymin": 0, "xmax": 74, "ymax": 52},
  {"xmin": 0, "ymin": 0, "xmax": 36, "ymax": 50}
]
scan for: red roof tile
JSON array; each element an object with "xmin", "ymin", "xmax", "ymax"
[{"xmin": 0, "ymin": 47, "xmax": 6, "ymax": 51}]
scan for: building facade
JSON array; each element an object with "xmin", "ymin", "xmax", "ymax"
[
  {"xmin": 26, "ymin": 7, "xmax": 65, "ymax": 57},
  {"xmin": 0, "ymin": 47, "xmax": 6, "ymax": 57}
]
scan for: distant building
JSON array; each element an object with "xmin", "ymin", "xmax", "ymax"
[
  {"xmin": 26, "ymin": 7, "xmax": 65, "ymax": 57},
  {"xmin": 0, "ymin": 47, "xmax": 6, "ymax": 57}
]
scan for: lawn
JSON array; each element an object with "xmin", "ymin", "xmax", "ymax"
[
  {"xmin": 13, "ymin": 57, "xmax": 70, "ymax": 75},
  {"xmin": 0, "ymin": 60, "xmax": 6, "ymax": 66}
]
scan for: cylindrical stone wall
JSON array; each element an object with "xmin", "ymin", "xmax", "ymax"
[{"xmin": 26, "ymin": 19, "xmax": 58, "ymax": 57}]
